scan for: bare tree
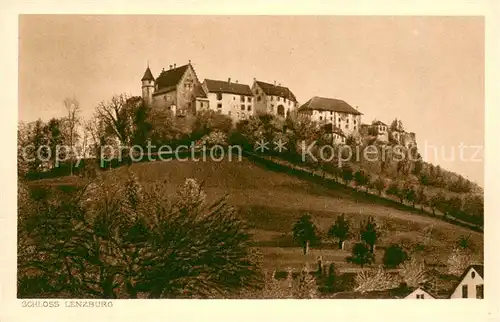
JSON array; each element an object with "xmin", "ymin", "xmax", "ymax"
[
  {"xmin": 64, "ymin": 97, "xmax": 81, "ymax": 175},
  {"xmin": 95, "ymin": 94, "xmax": 135, "ymax": 146}
]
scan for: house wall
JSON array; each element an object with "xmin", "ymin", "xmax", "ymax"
[
  {"xmin": 252, "ymin": 83, "xmax": 297, "ymax": 118},
  {"xmin": 195, "ymin": 97, "xmax": 210, "ymax": 113},
  {"xmin": 205, "ymin": 91, "xmax": 254, "ymax": 123},
  {"xmin": 450, "ymin": 268, "xmax": 484, "ymax": 299},
  {"xmin": 252, "ymin": 83, "xmax": 267, "ymax": 115},
  {"xmin": 309, "ymin": 111, "xmax": 361, "ymax": 136}
]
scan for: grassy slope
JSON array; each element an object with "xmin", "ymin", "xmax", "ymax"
[{"xmin": 32, "ymin": 157, "xmax": 483, "ymax": 273}]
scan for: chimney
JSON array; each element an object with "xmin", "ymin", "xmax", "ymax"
[
  {"xmin": 173, "ymin": 63, "xmax": 176, "ymax": 68},
  {"xmin": 253, "ymin": 77, "xmax": 256, "ymax": 82},
  {"xmin": 228, "ymin": 77, "xmax": 231, "ymax": 84},
  {"xmin": 188, "ymin": 59, "xmax": 191, "ymax": 64},
  {"xmin": 235, "ymin": 80, "xmax": 239, "ymax": 84},
  {"xmin": 162, "ymin": 68, "xmax": 165, "ymax": 72},
  {"xmin": 273, "ymin": 80, "xmax": 276, "ymax": 86},
  {"xmin": 169, "ymin": 65, "xmax": 172, "ymax": 70}
]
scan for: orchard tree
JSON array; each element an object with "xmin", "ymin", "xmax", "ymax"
[
  {"xmin": 429, "ymin": 192, "xmax": 445, "ymax": 216},
  {"xmin": 383, "ymin": 244, "xmax": 408, "ymax": 268},
  {"xmin": 354, "ymin": 170, "xmax": 370, "ymax": 192},
  {"xmin": 415, "ymin": 186, "xmax": 427, "ymax": 211},
  {"xmin": 387, "ymin": 181, "xmax": 405, "ymax": 203},
  {"xmin": 404, "ymin": 184, "xmax": 417, "ymax": 208},
  {"xmin": 347, "ymin": 243, "xmax": 374, "ymax": 268},
  {"xmin": 341, "ymin": 164, "xmax": 354, "ymax": 186},
  {"xmin": 328, "ymin": 214, "xmax": 351, "ymax": 249},
  {"xmin": 371, "ymin": 176, "xmax": 386, "ymax": 196},
  {"xmin": 292, "ymin": 214, "xmax": 319, "ymax": 255},
  {"xmin": 360, "ymin": 216, "xmax": 378, "ymax": 253}
]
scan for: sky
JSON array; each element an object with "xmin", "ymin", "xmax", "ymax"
[{"xmin": 18, "ymin": 15, "xmax": 484, "ymax": 185}]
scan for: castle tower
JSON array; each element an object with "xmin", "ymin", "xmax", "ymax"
[{"xmin": 141, "ymin": 64, "xmax": 155, "ymax": 106}]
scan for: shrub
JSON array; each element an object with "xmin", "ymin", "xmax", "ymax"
[{"xmin": 383, "ymin": 244, "xmax": 408, "ymax": 268}]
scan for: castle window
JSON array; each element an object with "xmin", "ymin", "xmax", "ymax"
[
  {"xmin": 319, "ymin": 116, "xmax": 323, "ymax": 121},
  {"xmin": 216, "ymin": 93, "xmax": 222, "ymax": 100},
  {"xmin": 257, "ymin": 96, "xmax": 261, "ymax": 101},
  {"xmin": 241, "ymin": 105, "xmax": 245, "ymax": 111},
  {"xmin": 247, "ymin": 97, "xmax": 252, "ymax": 102},
  {"xmin": 241, "ymin": 96, "xmax": 245, "ymax": 102},
  {"xmin": 247, "ymin": 105, "xmax": 251, "ymax": 111},
  {"xmin": 472, "ymin": 272, "xmax": 476, "ymax": 279},
  {"xmin": 217, "ymin": 103, "xmax": 222, "ymax": 109}
]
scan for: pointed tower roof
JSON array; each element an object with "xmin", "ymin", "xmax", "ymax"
[{"xmin": 141, "ymin": 66, "xmax": 155, "ymax": 81}]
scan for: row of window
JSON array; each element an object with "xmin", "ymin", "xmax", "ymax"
[
  {"xmin": 216, "ymin": 93, "xmax": 252, "ymax": 103},
  {"xmin": 216, "ymin": 103, "xmax": 252, "ymax": 112},
  {"xmin": 227, "ymin": 111, "xmax": 248, "ymax": 120}
]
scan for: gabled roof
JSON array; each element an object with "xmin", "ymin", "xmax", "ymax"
[
  {"xmin": 331, "ymin": 285, "xmax": 436, "ymax": 299},
  {"xmin": 155, "ymin": 64, "xmax": 189, "ymax": 91},
  {"xmin": 255, "ymin": 80, "xmax": 297, "ymax": 102},
  {"xmin": 470, "ymin": 264, "xmax": 484, "ymax": 278},
  {"xmin": 448, "ymin": 264, "xmax": 484, "ymax": 298},
  {"xmin": 141, "ymin": 66, "xmax": 155, "ymax": 81},
  {"xmin": 458, "ymin": 264, "xmax": 484, "ymax": 280},
  {"xmin": 405, "ymin": 286, "xmax": 438, "ymax": 299},
  {"xmin": 204, "ymin": 79, "xmax": 253, "ymax": 96},
  {"xmin": 298, "ymin": 96, "xmax": 362, "ymax": 115},
  {"xmin": 372, "ymin": 120, "xmax": 387, "ymax": 126}
]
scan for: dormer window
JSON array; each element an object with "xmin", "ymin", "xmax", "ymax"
[{"xmin": 471, "ymin": 271, "xmax": 476, "ymax": 279}]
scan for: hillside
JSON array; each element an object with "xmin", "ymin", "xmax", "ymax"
[{"xmin": 32, "ymin": 156, "xmax": 483, "ymax": 274}]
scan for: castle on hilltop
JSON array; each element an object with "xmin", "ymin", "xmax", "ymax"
[{"xmin": 140, "ymin": 62, "xmax": 415, "ymax": 146}]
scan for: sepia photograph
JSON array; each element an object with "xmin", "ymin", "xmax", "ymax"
[{"xmin": 15, "ymin": 13, "xmax": 487, "ymax": 304}]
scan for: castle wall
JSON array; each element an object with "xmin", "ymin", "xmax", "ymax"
[
  {"xmin": 176, "ymin": 65, "xmax": 200, "ymax": 115},
  {"xmin": 206, "ymin": 92, "xmax": 254, "ymax": 123}
]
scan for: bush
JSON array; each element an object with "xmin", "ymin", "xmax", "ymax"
[{"xmin": 383, "ymin": 244, "xmax": 408, "ymax": 268}]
